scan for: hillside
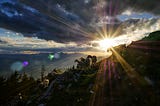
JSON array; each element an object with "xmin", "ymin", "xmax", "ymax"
[{"xmin": 143, "ymin": 31, "xmax": 160, "ymax": 41}]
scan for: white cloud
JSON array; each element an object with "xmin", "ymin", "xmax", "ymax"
[
  {"xmin": 118, "ymin": 10, "xmax": 160, "ymax": 21},
  {"xmin": 122, "ymin": 9, "xmax": 133, "ymax": 16},
  {"xmin": 1, "ymin": 16, "xmax": 160, "ymax": 55},
  {"xmin": 0, "ymin": 28, "xmax": 79, "ymax": 49},
  {"xmin": 91, "ymin": 18, "xmax": 160, "ymax": 50}
]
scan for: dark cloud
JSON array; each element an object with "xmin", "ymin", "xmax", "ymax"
[
  {"xmin": 124, "ymin": 0, "xmax": 160, "ymax": 15},
  {"xmin": 0, "ymin": 40, "xmax": 7, "ymax": 44},
  {"xmin": 90, "ymin": 0, "xmax": 160, "ymax": 16},
  {"xmin": 0, "ymin": 0, "xmax": 93, "ymax": 43},
  {"xmin": 0, "ymin": 0, "xmax": 160, "ymax": 44}
]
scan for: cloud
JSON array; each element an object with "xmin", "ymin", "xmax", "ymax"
[
  {"xmin": 0, "ymin": 35, "xmax": 77, "ymax": 49},
  {"xmin": 0, "ymin": 0, "xmax": 92, "ymax": 43},
  {"xmin": 121, "ymin": 9, "xmax": 133, "ymax": 16},
  {"xmin": 0, "ymin": 28, "xmax": 81, "ymax": 49},
  {"xmin": 94, "ymin": 0, "xmax": 160, "ymax": 15},
  {"xmin": 117, "ymin": 12, "xmax": 159, "ymax": 21},
  {"xmin": 91, "ymin": 18, "xmax": 160, "ymax": 49},
  {"xmin": 0, "ymin": 28, "xmax": 95, "ymax": 54},
  {"xmin": 0, "ymin": 0, "xmax": 160, "ymax": 48},
  {"xmin": 0, "ymin": 39, "xmax": 7, "ymax": 44},
  {"xmin": 123, "ymin": 0, "xmax": 160, "ymax": 15},
  {"xmin": 0, "ymin": 29, "xmax": 100, "ymax": 55}
]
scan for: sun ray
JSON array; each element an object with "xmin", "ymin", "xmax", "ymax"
[
  {"xmin": 49, "ymin": 14, "xmax": 93, "ymax": 38},
  {"xmin": 111, "ymin": 47, "xmax": 149, "ymax": 86},
  {"xmin": 111, "ymin": 25, "xmax": 122, "ymax": 37},
  {"xmin": 89, "ymin": 59, "xmax": 107, "ymax": 106},
  {"xmin": 95, "ymin": 28, "xmax": 106, "ymax": 39}
]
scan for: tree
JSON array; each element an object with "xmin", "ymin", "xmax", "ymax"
[
  {"xmin": 86, "ymin": 55, "xmax": 92, "ymax": 67},
  {"xmin": 8, "ymin": 71, "xmax": 19, "ymax": 85},
  {"xmin": 80, "ymin": 57, "xmax": 86, "ymax": 67},
  {"xmin": 75, "ymin": 59, "xmax": 81, "ymax": 69},
  {"xmin": 0, "ymin": 76, "xmax": 5, "ymax": 85},
  {"xmin": 91, "ymin": 56, "xmax": 97, "ymax": 66},
  {"xmin": 22, "ymin": 72, "xmax": 28, "ymax": 82},
  {"xmin": 41, "ymin": 65, "xmax": 46, "ymax": 81},
  {"xmin": 75, "ymin": 55, "xmax": 98, "ymax": 69},
  {"xmin": 72, "ymin": 65, "xmax": 75, "ymax": 70}
]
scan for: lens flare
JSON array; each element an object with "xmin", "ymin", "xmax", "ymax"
[
  {"xmin": 11, "ymin": 61, "xmax": 23, "ymax": 71},
  {"xmin": 92, "ymin": 37, "xmax": 119, "ymax": 51},
  {"xmin": 23, "ymin": 61, "xmax": 29, "ymax": 67},
  {"xmin": 98, "ymin": 38, "xmax": 116, "ymax": 51},
  {"xmin": 48, "ymin": 54, "xmax": 54, "ymax": 60},
  {"xmin": 54, "ymin": 53, "xmax": 60, "ymax": 59}
]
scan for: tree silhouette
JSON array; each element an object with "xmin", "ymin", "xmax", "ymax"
[
  {"xmin": 22, "ymin": 72, "xmax": 28, "ymax": 82},
  {"xmin": 75, "ymin": 59, "xmax": 82, "ymax": 69},
  {"xmin": 86, "ymin": 55, "xmax": 92, "ymax": 67},
  {"xmin": 0, "ymin": 76, "xmax": 5, "ymax": 85},
  {"xmin": 91, "ymin": 56, "xmax": 97, "ymax": 66},
  {"xmin": 80, "ymin": 57, "xmax": 86, "ymax": 67},
  {"xmin": 41, "ymin": 65, "xmax": 46, "ymax": 81},
  {"xmin": 75, "ymin": 55, "xmax": 97, "ymax": 69}
]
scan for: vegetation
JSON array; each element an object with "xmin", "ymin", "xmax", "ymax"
[
  {"xmin": 0, "ymin": 55, "xmax": 98, "ymax": 106},
  {"xmin": 143, "ymin": 31, "xmax": 160, "ymax": 41},
  {"xmin": 0, "ymin": 45, "xmax": 160, "ymax": 106},
  {"xmin": 0, "ymin": 72, "xmax": 36, "ymax": 105}
]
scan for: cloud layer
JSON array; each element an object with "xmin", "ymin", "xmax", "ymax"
[{"xmin": 0, "ymin": 0, "xmax": 160, "ymax": 54}]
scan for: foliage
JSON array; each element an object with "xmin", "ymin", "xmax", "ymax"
[
  {"xmin": 1, "ymin": 51, "xmax": 160, "ymax": 106},
  {"xmin": 0, "ymin": 71, "xmax": 36, "ymax": 105},
  {"xmin": 143, "ymin": 31, "xmax": 160, "ymax": 41}
]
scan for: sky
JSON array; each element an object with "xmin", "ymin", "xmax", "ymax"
[{"xmin": 0, "ymin": 0, "xmax": 160, "ymax": 56}]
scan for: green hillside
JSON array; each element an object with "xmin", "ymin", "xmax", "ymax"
[{"xmin": 143, "ymin": 31, "xmax": 160, "ymax": 41}]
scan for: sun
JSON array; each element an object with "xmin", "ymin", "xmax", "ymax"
[
  {"xmin": 92, "ymin": 36, "xmax": 126, "ymax": 52},
  {"xmin": 98, "ymin": 38, "xmax": 116, "ymax": 51}
]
